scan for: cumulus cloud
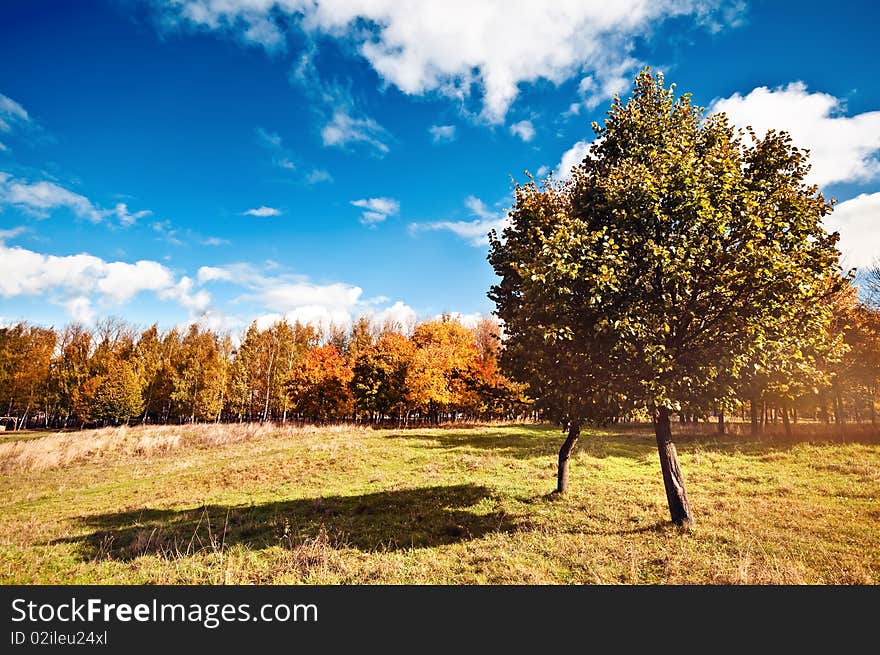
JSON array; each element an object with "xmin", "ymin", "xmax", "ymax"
[
  {"xmin": 710, "ymin": 82, "xmax": 880, "ymax": 187},
  {"xmin": 197, "ymin": 261, "xmax": 417, "ymax": 330},
  {"xmin": 509, "ymin": 120, "xmax": 535, "ymax": 142},
  {"xmin": 824, "ymin": 192, "xmax": 880, "ymax": 272},
  {"xmin": 244, "ymin": 206, "xmax": 282, "ymax": 217},
  {"xmin": 154, "ymin": 1, "xmax": 743, "ymax": 124},
  {"xmin": 409, "ymin": 195, "xmax": 508, "ymax": 247},
  {"xmin": 429, "ymin": 124, "xmax": 456, "ymax": 143},
  {"xmin": 0, "ymin": 239, "xmax": 210, "ymax": 323},
  {"xmin": 351, "ymin": 197, "xmax": 399, "ymax": 225},
  {"xmin": 554, "ymin": 139, "xmax": 593, "ymax": 180},
  {"xmin": 370, "ymin": 300, "xmax": 418, "ymax": 331}
]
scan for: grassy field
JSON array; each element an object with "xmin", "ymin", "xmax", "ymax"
[{"xmin": 0, "ymin": 421, "xmax": 878, "ymax": 584}]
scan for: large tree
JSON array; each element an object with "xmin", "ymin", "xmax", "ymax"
[{"xmin": 489, "ymin": 69, "xmax": 842, "ymax": 525}]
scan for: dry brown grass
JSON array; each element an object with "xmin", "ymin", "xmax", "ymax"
[{"xmin": 0, "ymin": 422, "xmax": 368, "ymax": 473}]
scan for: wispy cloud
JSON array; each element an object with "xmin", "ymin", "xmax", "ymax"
[
  {"xmin": 0, "ymin": 92, "xmax": 30, "ymax": 134},
  {"xmin": 429, "ymin": 124, "xmax": 456, "ymax": 143},
  {"xmin": 305, "ymin": 168, "xmax": 333, "ymax": 184},
  {"xmin": 409, "ymin": 195, "xmax": 507, "ymax": 247},
  {"xmin": 293, "ymin": 50, "xmax": 391, "ymax": 155},
  {"xmin": 0, "ymin": 172, "xmax": 152, "ymax": 226},
  {"xmin": 321, "ymin": 109, "xmax": 390, "ymax": 154},
  {"xmin": 244, "ymin": 206, "xmax": 281, "ymax": 217}
]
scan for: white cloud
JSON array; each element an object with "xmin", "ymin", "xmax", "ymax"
[
  {"xmin": 509, "ymin": 120, "xmax": 535, "ymax": 142},
  {"xmin": 0, "ymin": 225, "xmax": 26, "ymax": 240},
  {"xmin": 409, "ymin": 195, "xmax": 507, "ymax": 247},
  {"xmin": 0, "ymin": 240, "xmax": 209, "ymax": 322},
  {"xmin": 433, "ymin": 311, "xmax": 484, "ymax": 329},
  {"xmin": 321, "ymin": 109, "xmax": 389, "ymax": 153},
  {"xmin": 305, "ymin": 168, "xmax": 333, "ymax": 184},
  {"xmin": 244, "ymin": 206, "xmax": 281, "ymax": 217},
  {"xmin": 255, "ymin": 126, "xmax": 283, "ymax": 149},
  {"xmin": 0, "ymin": 176, "xmax": 102, "ymax": 222},
  {"xmin": 201, "ymin": 236, "xmax": 230, "ymax": 246},
  {"xmin": 710, "ymin": 82, "xmax": 880, "ymax": 187},
  {"xmin": 0, "ymin": 173, "xmax": 151, "ymax": 225},
  {"xmin": 155, "ymin": 1, "xmax": 742, "ymax": 124},
  {"xmin": 351, "ymin": 196, "xmax": 399, "ymax": 225},
  {"xmin": 111, "ymin": 202, "xmax": 152, "ymax": 226},
  {"xmin": 198, "ymin": 261, "xmax": 417, "ymax": 330},
  {"xmin": 62, "ymin": 296, "xmax": 95, "ymax": 324},
  {"xmin": 568, "ymin": 56, "xmax": 640, "ymax": 114},
  {"xmin": 554, "ymin": 139, "xmax": 592, "ymax": 180},
  {"xmin": 824, "ymin": 192, "xmax": 880, "ymax": 272},
  {"xmin": 255, "ymin": 126, "xmax": 298, "ymax": 170},
  {"xmin": 197, "ymin": 266, "xmax": 235, "ymax": 284},
  {"xmin": 0, "ymin": 92, "xmax": 30, "ymax": 133},
  {"xmin": 429, "ymin": 124, "xmax": 456, "ymax": 143},
  {"xmin": 158, "ymin": 275, "xmax": 212, "ymax": 313},
  {"xmin": 369, "ymin": 300, "xmax": 418, "ymax": 331}
]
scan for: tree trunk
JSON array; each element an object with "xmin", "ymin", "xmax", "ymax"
[
  {"xmin": 654, "ymin": 407, "xmax": 694, "ymax": 527},
  {"xmin": 717, "ymin": 409, "xmax": 725, "ymax": 435},
  {"xmin": 556, "ymin": 421, "xmax": 581, "ymax": 494},
  {"xmin": 781, "ymin": 404, "xmax": 791, "ymax": 438},
  {"xmin": 832, "ymin": 383, "xmax": 844, "ymax": 426},
  {"xmin": 750, "ymin": 397, "xmax": 760, "ymax": 436},
  {"xmin": 870, "ymin": 387, "xmax": 877, "ymax": 427}
]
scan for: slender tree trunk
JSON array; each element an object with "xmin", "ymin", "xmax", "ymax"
[
  {"xmin": 556, "ymin": 420, "xmax": 581, "ymax": 493},
  {"xmin": 750, "ymin": 396, "xmax": 760, "ymax": 436},
  {"xmin": 833, "ymin": 385, "xmax": 844, "ymax": 426},
  {"xmin": 261, "ymin": 346, "xmax": 277, "ymax": 424},
  {"xmin": 781, "ymin": 404, "xmax": 791, "ymax": 438},
  {"xmin": 654, "ymin": 407, "xmax": 694, "ymax": 526},
  {"xmin": 870, "ymin": 386, "xmax": 876, "ymax": 427},
  {"xmin": 717, "ymin": 409, "xmax": 725, "ymax": 435}
]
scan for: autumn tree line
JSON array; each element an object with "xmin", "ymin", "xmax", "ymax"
[
  {"xmin": 1, "ymin": 275, "xmax": 878, "ymax": 435},
  {"xmin": 0, "ymin": 315, "xmax": 533, "ymax": 431}
]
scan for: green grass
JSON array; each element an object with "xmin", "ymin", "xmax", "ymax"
[{"xmin": 0, "ymin": 422, "xmax": 878, "ymax": 584}]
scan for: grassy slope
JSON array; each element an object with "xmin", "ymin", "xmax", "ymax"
[{"xmin": 0, "ymin": 423, "xmax": 877, "ymax": 584}]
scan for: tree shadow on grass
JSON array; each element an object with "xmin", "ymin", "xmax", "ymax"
[{"xmin": 51, "ymin": 484, "xmax": 518, "ymax": 562}]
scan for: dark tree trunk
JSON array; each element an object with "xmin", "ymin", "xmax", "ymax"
[
  {"xmin": 781, "ymin": 404, "xmax": 791, "ymax": 438},
  {"xmin": 556, "ymin": 421, "xmax": 581, "ymax": 494},
  {"xmin": 654, "ymin": 407, "xmax": 694, "ymax": 527},
  {"xmin": 717, "ymin": 409, "xmax": 725, "ymax": 435},
  {"xmin": 750, "ymin": 396, "xmax": 760, "ymax": 436}
]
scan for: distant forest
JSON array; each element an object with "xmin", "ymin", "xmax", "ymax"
[{"xmin": 1, "ymin": 273, "xmax": 878, "ymax": 432}]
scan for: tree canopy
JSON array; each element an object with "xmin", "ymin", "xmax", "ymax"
[{"xmin": 489, "ymin": 69, "xmax": 845, "ymax": 524}]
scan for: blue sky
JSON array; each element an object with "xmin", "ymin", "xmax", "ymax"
[{"xmin": 1, "ymin": 0, "xmax": 878, "ymax": 333}]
